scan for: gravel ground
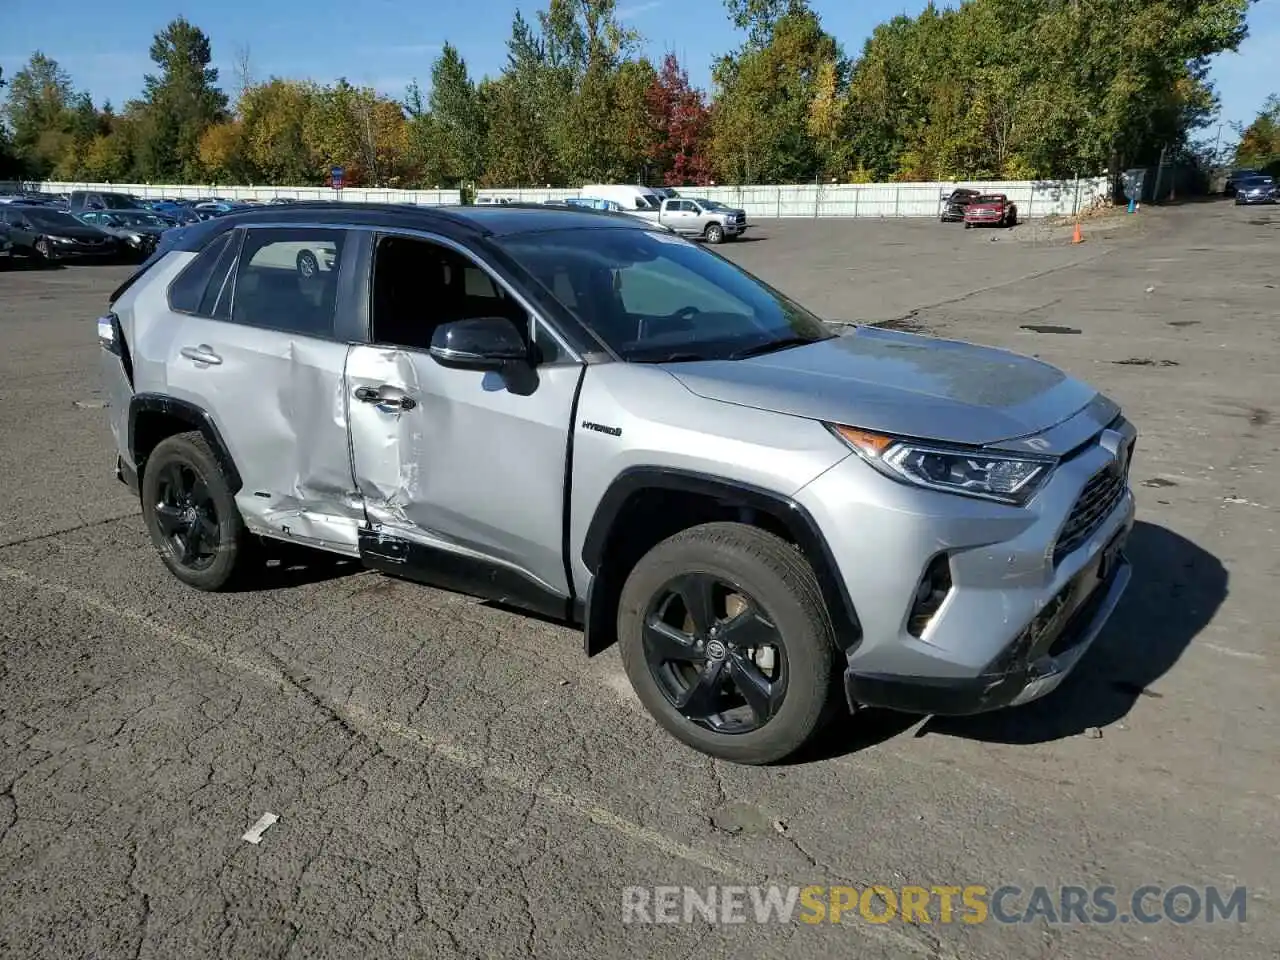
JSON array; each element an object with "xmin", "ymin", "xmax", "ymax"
[{"xmin": 0, "ymin": 200, "xmax": 1275, "ymax": 959}]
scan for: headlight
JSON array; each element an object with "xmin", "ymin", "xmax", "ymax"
[{"xmin": 829, "ymin": 425, "xmax": 1055, "ymax": 505}]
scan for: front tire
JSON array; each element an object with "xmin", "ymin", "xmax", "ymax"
[
  {"xmin": 140, "ymin": 431, "xmax": 250, "ymax": 591},
  {"xmin": 704, "ymin": 223, "xmax": 725, "ymax": 244},
  {"xmin": 617, "ymin": 522, "xmax": 838, "ymax": 765}
]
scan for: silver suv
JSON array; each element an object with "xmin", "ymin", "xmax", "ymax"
[{"xmin": 97, "ymin": 203, "xmax": 1136, "ymax": 765}]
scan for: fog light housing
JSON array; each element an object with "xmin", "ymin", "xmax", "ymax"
[{"xmin": 907, "ymin": 553, "xmax": 952, "ymax": 637}]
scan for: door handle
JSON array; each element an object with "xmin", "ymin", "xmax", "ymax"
[
  {"xmin": 180, "ymin": 344, "xmax": 222, "ymax": 365},
  {"xmin": 354, "ymin": 386, "xmax": 416, "ymax": 411}
]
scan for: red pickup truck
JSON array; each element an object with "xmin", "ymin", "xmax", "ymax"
[{"xmin": 963, "ymin": 193, "xmax": 1018, "ymax": 228}]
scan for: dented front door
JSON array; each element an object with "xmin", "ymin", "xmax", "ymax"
[{"xmin": 345, "ymin": 345, "xmax": 583, "ymax": 596}]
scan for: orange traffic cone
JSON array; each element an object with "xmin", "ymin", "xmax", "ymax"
[{"xmin": 1071, "ymin": 221, "xmax": 1083, "ymax": 244}]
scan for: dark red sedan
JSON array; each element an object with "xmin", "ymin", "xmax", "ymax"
[{"xmin": 963, "ymin": 193, "xmax": 1018, "ymax": 228}]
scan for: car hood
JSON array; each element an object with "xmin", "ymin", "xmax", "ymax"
[
  {"xmin": 48, "ymin": 224, "xmax": 113, "ymax": 240},
  {"xmin": 661, "ymin": 327, "xmax": 1100, "ymax": 447}
]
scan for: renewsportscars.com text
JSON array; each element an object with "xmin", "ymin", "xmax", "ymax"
[{"xmin": 621, "ymin": 884, "xmax": 1248, "ymax": 926}]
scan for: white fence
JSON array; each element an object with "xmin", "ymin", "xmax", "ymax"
[
  {"xmin": 476, "ymin": 177, "xmax": 1110, "ymax": 219},
  {"xmin": 3, "ymin": 177, "xmax": 1109, "ymax": 219},
  {"xmin": 1, "ymin": 181, "xmax": 462, "ymax": 206}
]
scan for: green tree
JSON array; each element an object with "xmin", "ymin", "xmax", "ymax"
[
  {"xmin": 133, "ymin": 18, "xmax": 228, "ymax": 181},
  {"xmin": 0, "ymin": 68, "xmax": 19, "ymax": 178},
  {"xmin": 238, "ymin": 79, "xmax": 316, "ymax": 184},
  {"xmin": 2, "ymin": 52, "xmax": 77, "ymax": 178},
  {"xmin": 427, "ymin": 43, "xmax": 486, "ymax": 184},
  {"xmin": 1235, "ymin": 94, "xmax": 1280, "ymax": 171},
  {"xmin": 710, "ymin": 1, "xmax": 841, "ymax": 183},
  {"xmin": 481, "ymin": 12, "xmax": 563, "ymax": 185}
]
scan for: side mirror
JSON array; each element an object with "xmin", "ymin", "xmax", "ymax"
[{"xmin": 429, "ymin": 317, "xmax": 528, "ymax": 371}]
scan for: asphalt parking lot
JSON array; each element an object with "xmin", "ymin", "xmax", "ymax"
[{"xmin": 1, "ymin": 201, "xmax": 1276, "ymax": 959}]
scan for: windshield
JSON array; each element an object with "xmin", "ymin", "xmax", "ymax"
[
  {"xmin": 496, "ymin": 227, "xmax": 834, "ymax": 362},
  {"xmin": 99, "ymin": 194, "xmax": 146, "ymax": 209},
  {"xmin": 23, "ymin": 208, "xmax": 83, "ymax": 229},
  {"xmin": 111, "ymin": 212, "xmax": 171, "ymax": 227}
]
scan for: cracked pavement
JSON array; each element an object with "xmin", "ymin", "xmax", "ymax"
[{"xmin": 0, "ymin": 202, "xmax": 1276, "ymax": 958}]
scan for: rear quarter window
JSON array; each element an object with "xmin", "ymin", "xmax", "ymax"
[{"xmin": 166, "ymin": 232, "xmax": 236, "ymax": 314}]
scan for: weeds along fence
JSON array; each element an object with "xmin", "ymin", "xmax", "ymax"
[{"xmin": 4, "ymin": 176, "xmax": 1109, "ymax": 219}]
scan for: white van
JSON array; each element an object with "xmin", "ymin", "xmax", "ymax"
[{"xmin": 578, "ymin": 184, "xmax": 664, "ymax": 214}]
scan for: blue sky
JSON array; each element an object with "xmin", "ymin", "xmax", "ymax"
[{"xmin": 2, "ymin": 0, "xmax": 1277, "ymax": 138}]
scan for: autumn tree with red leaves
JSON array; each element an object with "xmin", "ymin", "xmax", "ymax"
[{"xmin": 645, "ymin": 53, "xmax": 711, "ymax": 186}]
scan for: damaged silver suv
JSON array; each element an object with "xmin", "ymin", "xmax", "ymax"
[{"xmin": 98, "ymin": 203, "xmax": 1136, "ymax": 765}]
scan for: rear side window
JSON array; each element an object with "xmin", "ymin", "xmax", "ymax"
[
  {"xmin": 167, "ymin": 232, "xmax": 235, "ymax": 315},
  {"xmin": 229, "ymin": 228, "xmax": 345, "ymax": 338}
]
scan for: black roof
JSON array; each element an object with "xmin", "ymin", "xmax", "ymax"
[{"xmin": 166, "ymin": 201, "xmax": 651, "ymax": 252}]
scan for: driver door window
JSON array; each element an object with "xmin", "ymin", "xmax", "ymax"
[{"xmin": 371, "ymin": 234, "xmax": 564, "ymax": 363}]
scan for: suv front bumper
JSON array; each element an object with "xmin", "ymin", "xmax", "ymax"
[
  {"xmin": 796, "ymin": 416, "xmax": 1136, "ymax": 716},
  {"xmin": 844, "ymin": 549, "xmax": 1130, "ymax": 715}
]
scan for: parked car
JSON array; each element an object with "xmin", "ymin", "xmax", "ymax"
[
  {"xmin": 97, "ymin": 202, "xmax": 1136, "ymax": 765},
  {"xmin": 69, "ymin": 190, "xmax": 151, "ymax": 212},
  {"xmin": 0, "ymin": 204, "xmax": 122, "ymax": 262},
  {"xmin": 578, "ymin": 186, "xmax": 748, "ymax": 242},
  {"xmin": 148, "ymin": 200, "xmax": 203, "ymax": 225},
  {"xmin": 1224, "ymin": 169, "xmax": 1262, "ymax": 197},
  {"xmin": 580, "ymin": 184, "xmax": 664, "ymax": 212},
  {"xmin": 963, "ymin": 193, "xmax": 1018, "ymax": 228},
  {"xmin": 1232, "ymin": 175, "xmax": 1276, "ymax": 205},
  {"xmin": 74, "ymin": 209, "xmax": 177, "ymax": 258},
  {"xmin": 650, "ymin": 196, "xmax": 749, "ymax": 243},
  {"xmin": 940, "ymin": 187, "xmax": 983, "ymax": 222},
  {"xmin": 246, "ymin": 236, "xmax": 338, "ymax": 277}
]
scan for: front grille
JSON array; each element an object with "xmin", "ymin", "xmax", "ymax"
[{"xmin": 1053, "ymin": 465, "xmax": 1126, "ymax": 564}]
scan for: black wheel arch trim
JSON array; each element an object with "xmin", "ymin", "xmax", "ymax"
[
  {"xmin": 128, "ymin": 393, "xmax": 243, "ymax": 492},
  {"xmin": 581, "ymin": 467, "xmax": 862, "ymax": 654}
]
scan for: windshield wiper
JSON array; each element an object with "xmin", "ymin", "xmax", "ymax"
[{"xmin": 728, "ymin": 335, "xmax": 827, "ymax": 360}]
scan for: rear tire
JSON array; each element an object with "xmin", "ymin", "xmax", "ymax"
[
  {"xmin": 617, "ymin": 522, "xmax": 838, "ymax": 765},
  {"xmin": 140, "ymin": 431, "xmax": 251, "ymax": 591}
]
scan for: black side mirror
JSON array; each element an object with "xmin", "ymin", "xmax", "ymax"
[{"xmin": 429, "ymin": 317, "xmax": 528, "ymax": 371}]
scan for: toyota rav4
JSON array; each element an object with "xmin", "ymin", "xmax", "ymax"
[{"xmin": 97, "ymin": 203, "xmax": 1136, "ymax": 764}]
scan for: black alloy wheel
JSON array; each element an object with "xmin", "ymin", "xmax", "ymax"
[
  {"xmin": 642, "ymin": 572, "xmax": 787, "ymax": 733},
  {"xmin": 152, "ymin": 460, "xmax": 220, "ymax": 572},
  {"xmin": 617, "ymin": 522, "xmax": 838, "ymax": 764},
  {"xmin": 140, "ymin": 431, "xmax": 251, "ymax": 590}
]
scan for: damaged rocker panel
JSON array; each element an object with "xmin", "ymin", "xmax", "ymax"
[{"xmin": 357, "ymin": 527, "xmax": 574, "ymax": 622}]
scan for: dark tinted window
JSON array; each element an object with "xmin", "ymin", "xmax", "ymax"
[
  {"xmin": 371, "ymin": 235, "xmax": 564, "ymax": 363},
  {"xmin": 229, "ymin": 228, "xmax": 345, "ymax": 337},
  {"xmin": 168, "ymin": 232, "xmax": 234, "ymax": 315}
]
